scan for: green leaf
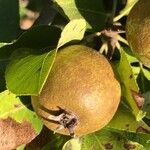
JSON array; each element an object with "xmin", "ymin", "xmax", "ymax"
[
  {"xmin": 124, "ymin": 47, "xmax": 139, "ymax": 64},
  {"xmin": 5, "ymin": 48, "xmax": 53, "ymax": 95},
  {"xmin": 16, "ymin": 145, "xmax": 25, "ymax": 150},
  {"xmin": 54, "ymin": 0, "xmax": 108, "ymax": 31},
  {"xmin": 131, "ymin": 66, "xmax": 140, "ymax": 80},
  {"xmin": 67, "ymin": 128, "xmax": 150, "ymax": 150},
  {"xmin": 143, "ymin": 92, "xmax": 150, "ymax": 119},
  {"xmin": 108, "ymin": 102, "xmax": 140, "ymax": 132},
  {"xmin": 115, "ymin": 48, "xmax": 145, "ymax": 120},
  {"xmin": 62, "ymin": 128, "xmax": 148, "ymax": 150},
  {"xmin": 114, "ymin": 0, "xmax": 138, "ymax": 22},
  {"xmin": 142, "ymin": 68, "xmax": 150, "ymax": 81},
  {"xmin": 0, "ymin": 43, "xmax": 5, "ymax": 48},
  {"xmin": 0, "ymin": 0, "xmax": 19, "ymax": 42},
  {"xmin": 0, "ymin": 90, "xmax": 43, "ymax": 149},
  {"xmin": 0, "ymin": 90, "xmax": 42, "ymax": 131},
  {"xmin": 62, "ymin": 138, "xmax": 82, "ymax": 150},
  {"xmin": 0, "ymin": 25, "xmax": 61, "ymax": 60},
  {"xmin": 121, "ymin": 131, "xmax": 150, "ymax": 149},
  {"xmin": 137, "ymin": 70, "xmax": 150, "ymax": 93},
  {"xmin": 57, "ymin": 19, "xmax": 86, "ymax": 48}
]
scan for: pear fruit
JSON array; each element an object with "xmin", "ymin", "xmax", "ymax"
[
  {"xmin": 32, "ymin": 45, "xmax": 121, "ymax": 137},
  {"xmin": 126, "ymin": 0, "xmax": 150, "ymax": 67}
]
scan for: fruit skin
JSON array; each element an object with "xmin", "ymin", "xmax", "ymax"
[
  {"xmin": 126, "ymin": 0, "xmax": 150, "ymax": 67},
  {"xmin": 32, "ymin": 45, "xmax": 121, "ymax": 136}
]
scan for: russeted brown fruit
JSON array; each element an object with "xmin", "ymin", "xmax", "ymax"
[
  {"xmin": 126, "ymin": 0, "xmax": 150, "ymax": 67},
  {"xmin": 32, "ymin": 45, "xmax": 121, "ymax": 137}
]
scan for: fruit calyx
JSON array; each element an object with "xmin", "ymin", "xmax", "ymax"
[{"xmin": 47, "ymin": 107, "xmax": 78, "ymax": 137}]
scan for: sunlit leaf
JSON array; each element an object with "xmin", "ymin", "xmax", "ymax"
[
  {"xmin": 108, "ymin": 103, "xmax": 140, "ymax": 132},
  {"xmin": 115, "ymin": 48, "xmax": 145, "ymax": 120},
  {"xmin": 57, "ymin": 19, "xmax": 86, "ymax": 48},
  {"xmin": 0, "ymin": 90, "xmax": 43, "ymax": 149},
  {"xmin": 54, "ymin": 0, "xmax": 108, "ymax": 31},
  {"xmin": 5, "ymin": 49, "xmax": 50, "ymax": 95},
  {"xmin": 114, "ymin": 0, "xmax": 138, "ymax": 22},
  {"xmin": 0, "ymin": 90, "xmax": 42, "ymax": 131},
  {"xmin": 62, "ymin": 138, "xmax": 81, "ymax": 150}
]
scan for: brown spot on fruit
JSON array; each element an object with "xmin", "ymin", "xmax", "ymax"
[
  {"xmin": 0, "ymin": 117, "xmax": 36, "ymax": 150},
  {"xmin": 32, "ymin": 45, "xmax": 121, "ymax": 136},
  {"xmin": 126, "ymin": 0, "xmax": 150, "ymax": 68}
]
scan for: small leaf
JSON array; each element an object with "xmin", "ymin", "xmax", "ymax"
[
  {"xmin": 132, "ymin": 66, "xmax": 140, "ymax": 80},
  {"xmin": 54, "ymin": 0, "xmax": 108, "ymax": 31},
  {"xmin": 0, "ymin": 43, "xmax": 5, "ymax": 48},
  {"xmin": 123, "ymin": 47, "xmax": 139, "ymax": 64},
  {"xmin": 62, "ymin": 138, "xmax": 82, "ymax": 150},
  {"xmin": 16, "ymin": 145, "xmax": 25, "ymax": 150},
  {"xmin": 57, "ymin": 19, "xmax": 86, "ymax": 49},
  {"xmin": 114, "ymin": 0, "xmax": 138, "ymax": 22},
  {"xmin": 115, "ymin": 48, "xmax": 145, "ymax": 120},
  {"xmin": 0, "ymin": 0, "xmax": 19, "ymax": 42}
]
